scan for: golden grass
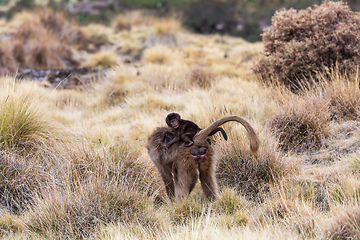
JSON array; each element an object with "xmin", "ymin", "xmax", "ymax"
[
  {"xmin": 113, "ymin": 10, "xmax": 147, "ymax": 31},
  {"xmin": 83, "ymin": 50, "xmax": 121, "ymax": 68},
  {"xmin": 152, "ymin": 17, "xmax": 183, "ymax": 35},
  {"xmin": 1, "ymin": 10, "xmax": 360, "ymax": 240},
  {"xmin": 81, "ymin": 23, "xmax": 113, "ymax": 42},
  {"xmin": 142, "ymin": 45, "xmax": 181, "ymax": 65}
]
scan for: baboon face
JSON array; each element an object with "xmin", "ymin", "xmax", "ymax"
[
  {"xmin": 166, "ymin": 113, "xmax": 181, "ymax": 129},
  {"xmin": 169, "ymin": 118, "xmax": 179, "ymax": 129}
]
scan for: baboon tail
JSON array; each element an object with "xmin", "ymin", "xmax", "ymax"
[
  {"xmin": 209, "ymin": 127, "xmax": 228, "ymax": 141},
  {"xmin": 194, "ymin": 115, "xmax": 259, "ymax": 153}
]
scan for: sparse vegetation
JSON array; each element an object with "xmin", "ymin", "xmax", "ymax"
[{"xmin": 0, "ymin": 1, "xmax": 360, "ymax": 239}]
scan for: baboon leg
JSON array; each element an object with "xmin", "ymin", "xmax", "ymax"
[
  {"xmin": 199, "ymin": 167, "xmax": 218, "ymax": 201},
  {"xmin": 188, "ymin": 170, "xmax": 199, "ymax": 195},
  {"xmin": 182, "ymin": 134, "xmax": 194, "ymax": 147},
  {"xmin": 156, "ymin": 162, "xmax": 175, "ymax": 200},
  {"xmin": 173, "ymin": 158, "xmax": 197, "ymax": 202}
]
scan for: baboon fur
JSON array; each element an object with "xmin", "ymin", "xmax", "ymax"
[
  {"xmin": 147, "ymin": 115, "xmax": 259, "ymax": 202},
  {"xmin": 147, "ymin": 127, "xmax": 217, "ymax": 201}
]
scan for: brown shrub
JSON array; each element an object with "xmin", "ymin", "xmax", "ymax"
[
  {"xmin": 258, "ymin": 197, "xmax": 320, "ymax": 239},
  {"xmin": 0, "ymin": 151, "xmax": 52, "ymax": 213},
  {"xmin": 25, "ymin": 178, "xmax": 161, "ymax": 239},
  {"xmin": 8, "ymin": 8, "xmax": 81, "ymax": 69},
  {"xmin": 254, "ymin": 1, "xmax": 360, "ymax": 89},
  {"xmin": 322, "ymin": 70, "xmax": 360, "ymax": 121},
  {"xmin": 270, "ymin": 96, "xmax": 331, "ymax": 152},
  {"xmin": 0, "ymin": 47, "xmax": 16, "ymax": 75},
  {"xmin": 216, "ymin": 131, "xmax": 296, "ymax": 200}
]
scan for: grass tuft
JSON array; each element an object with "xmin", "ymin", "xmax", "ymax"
[
  {"xmin": 217, "ymin": 130, "xmax": 297, "ymax": 200},
  {"xmin": 323, "ymin": 206, "xmax": 360, "ymax": 240}
]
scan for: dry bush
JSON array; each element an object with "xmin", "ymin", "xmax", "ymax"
[
  {"xmin": 0, "ymin": 46, "xmax": 16, "ymax": 75},
  {"xmin": 254, "ymin": 1, "xmax": 360, "ymax": 89},
  {"xmin": 25, "ymin": 178, "xmax": 161, "ymax": 239},
  {"xmin": 320, "ymin": 69, "xmax": 360, "ymax": 121},
  {"xmin": 7, "ymin": 8, "xmax": 80, "ymax": 69},
  {"xmin": 323, "ymin": 206, "xmax": 360, "ymax": 240},
  {"xmin": 0, "ymin": 151, "xmax": 54, "ymax": 213},
  {"xmin": 217, "ymin": 130, "xmax": 296, "ymax": 200},
  {"xmin": 12, "ymin": 8, "xmax": 83, "ymax": 45},
  {"xmin": 257, "ymin": 196, "xmax": 320, "ymax": 239},
  {"xmin": 270, "ymin": 95, "xmax": 331, "ymax": 153}
]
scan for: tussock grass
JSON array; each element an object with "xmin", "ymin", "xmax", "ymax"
[
  {"xmin": 140, "ymin": 63, "xmax": 192, "ymax": 91},
  {"xmin": 143, "ymin": 45, "xmax": 180, "ymax": 65},
  {"xmin": 0, "ymin": 213, "xmax": 23, "ymax": 236},
  {"xmin": 25, "ymin": 178, "xmax": 160, "ymax": 239},
  {"xmin": 152, "ymin": 17, "xmax": 183, "ymax": 35},
  {"xmin": 0, "ymin": 151, "xmax": 52, "ymax": 213},
  {"xmin": 189, "ymin": 65, "xmax": 217, "ymax": 89},
  {"xmin": 217, "ymin": 129, "xmax": 298, "ymax": 200},
  {"xmin": 320, "ymin": 69, "xmax": 360, "ymax": 121},
  {"xmin": 83, "ymin": 50, "xmax": 121, "ymax": 68},
  {"xmin": 0, "ymin": 46, "xmax": 17, "ymax": 75},
  {"xmin": 257, "ymin": 193, "xmax": 321, "ymax": 239},
  {"xmin": 2, "ymin": 8, "xmax": 360, "ymax": 240},
  {"xmin": 323, "ymin": 205, "xmax": 360, "ymax": 240},
  {"xmin": 5, "ymin": 8, "xmax": 81, "ymax": 70},
  {"xmin": 0, "ymin": 78, "xmax": 59, "ymax": 152},
  {"xmin": 113, "ymin": 10, "xmax": 146, "ymax": 31},
  {"xmin": 270, "ymin": 95, "xmax": 331, "ymax": 153},
  {"xmin": 81, "ymin": 23, "xmax": 113, "ymax": 43}
]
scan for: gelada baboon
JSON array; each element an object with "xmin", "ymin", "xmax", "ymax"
[
  {"xmin": 147, "ymin": 115, "xmax": 260, "ymax": 202},
  {"xmin": 165, "ymin": 112, "xmax": 227, "ymax": 147}
]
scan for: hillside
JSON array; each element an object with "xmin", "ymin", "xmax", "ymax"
[{"xmin": 0, "ymin": 7, "xmax": 359, "ymax": 240}]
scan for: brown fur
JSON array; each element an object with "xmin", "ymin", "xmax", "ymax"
[
  {"xmin": 165, "ymin": 112, "xmax": 228, "ymax": 148},
  {"xmin": 147, "ymin": 115, "xmax": 259, "ymax": 202},
  {"xmin": 147, "ymin": 127, "xmax": 217, "ymax": 201}
]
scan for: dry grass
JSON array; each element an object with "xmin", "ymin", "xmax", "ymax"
[
  {"xmin": 83, "ymin": 50, "xmax": 121, "ymax": 68},
  {"xmin": 142, "ymin": 45, "xmax": 180, "ymax": 65},
  {"xmin": 0, "ymin": 8, "xmax": 82, "ymax": 71},
  {"xmin": 1, "ymin": 9, "xmax": 360, "ymax": 240},
  {"xmin": 152, "ymin": 17, "xmax": 183, "ymax": 35}
]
